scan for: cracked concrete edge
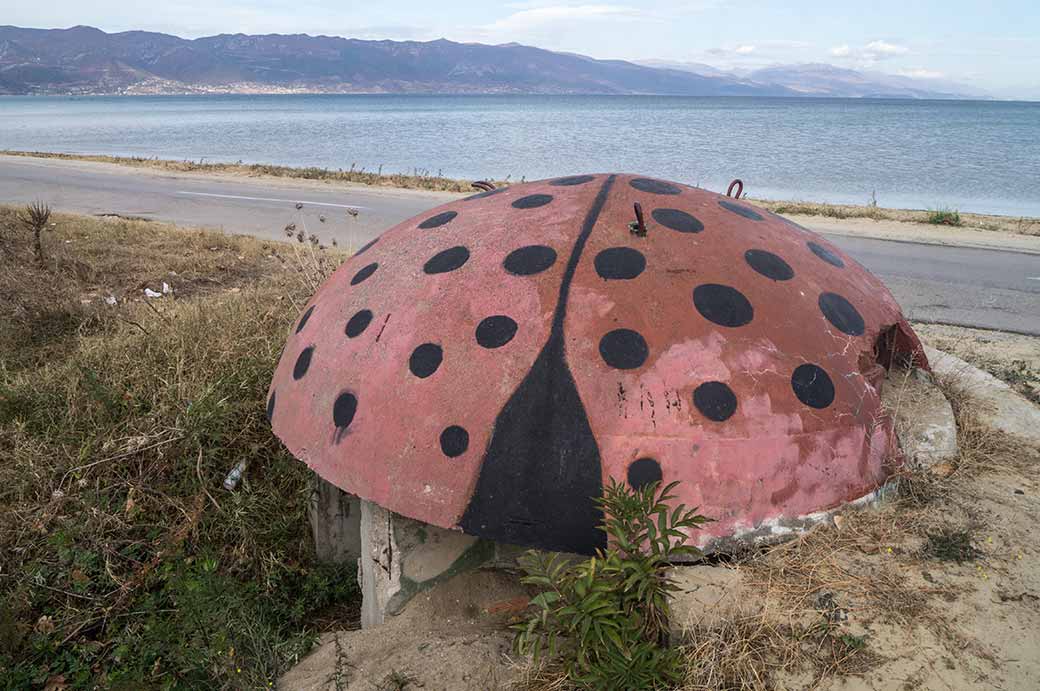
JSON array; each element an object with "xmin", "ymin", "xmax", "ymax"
[
  {"xmin": 695, "ymin": 480, "xmax": 900, "ymax": 558},
  {"xmin": 924, "ymin": 345, "xmax": 1040, "ymax": 445}
]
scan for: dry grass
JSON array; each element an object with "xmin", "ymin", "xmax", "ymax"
[
  {"xmin": 754, "ymin": 198, "xmax": 1040, "ymax": 236},
  {"xmin": 0, "ymin": 207, "xmax": 358, "ymax": 687},
  {"xmin": 0, "ymin": 205, "xmax": 344, "ymax": 368},
  {"xmin": 0, "ymin": 150, "xmax": 505, "ymax": 193}
]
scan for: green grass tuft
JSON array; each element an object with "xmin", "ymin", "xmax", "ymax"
[{"xmin": 927, "ymin": 207, "xmax": 963, "ymax": 226}]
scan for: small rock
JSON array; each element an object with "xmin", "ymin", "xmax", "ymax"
[{"xmin": 1014, "ymin": 489, "xmax": 1025, "ymax": 495}]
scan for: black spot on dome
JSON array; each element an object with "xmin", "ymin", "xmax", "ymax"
[
  {"xmin": 504, "ymin": 245, "xmax": 557, "ymax": 276},
  {"xmin": 476, "ymin": 315, "xmax": 518, "ymax": 349},
  {"xmin": 808, "ymin": 241, "xmax": 845, "ymax": 268},
  {"xmin": 630, "ymin": 178, "xmax": 681, "ymax": 195},
  {"xmin": 550, "ymin": 175, "xmax": 595, "ymax": 186},
  {"xmin": 512, "ymin": 194, "xmax": 554, "ymax": 209},
  {"xmin": 463, "ymin": 187, "xmax": 507, "ymax": 201},
  {"xmin": 693, "ymin": 284, "xmax": 754, "ymax": 328},
  {"xmin": 652, "ymin": 208, "xmax": 704, "ymax": 233},
  {"xmin": 744, "ymin": 249, "xmax": 794, "ymax": 281},
  {"xmin": 424, "ymin": 246, "xmax": 470, "ymax": 274},
  {"xmin": 295, "ymin": 305, "xmax": 314, "ymax": 333},
  {"xmin": 792, "ymin": 364, "xmax": 835, "ymax": 409},
  {"xmin": 266, "ymin": 391, "xmax": 276, "ymax": 423},
  {"xmin": 693, "ymin": 381, "xmax": 738, "ymax": 422},
  {"xmin": 345, "ymin": 309, "xmax": 373, "ymax": 338},
  {"xmin": 351, "ymin": 262, "xmax": 378, "ymax": 285},
  {"xmin": 409, "ymin": 343, "xmax": 443, "ymax": 378},
  {"xmin": 594, "ymin": 247, "xmax": 645, "ymax": 280},
  {"xmin": 627, "ymin": 458, "xmax": 662, "ymax": 490},
  {"xmin": 332, "ymin": 392, "xmax": 358, "ymax": 429},
  {"xmin": 599, "ymin": 329, "xmax": 648, "ymax": 370},
  {"xmin": 718, "ymin": 199, "xmax": 764, "ymax": 221},
  {"xmin": 819, "ymin": 293, "xmax": 865, "ymax": 336},
  {"xmin": 440, "ymin": 425, "xmax": 469, "ymax": 457},
  {"xmin": 293, "ymin": 346, "xmax": 314, "ymax": 380},
  {"xmin": 354, "ymin": 237, "xmax": 378, "ymax": 256},
  {"xmin": 418, "ymin": 211, "xmax": 457, "ymax": 229}
]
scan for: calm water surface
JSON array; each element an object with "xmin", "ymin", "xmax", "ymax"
[{"xmin": 1, "ymin": 94, "xmax": 1038, "ymax": 216}]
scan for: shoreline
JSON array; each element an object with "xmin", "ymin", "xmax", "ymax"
[{"xmin": 2, "ymin": 149, "xmax": 1038, "ymax": 237}]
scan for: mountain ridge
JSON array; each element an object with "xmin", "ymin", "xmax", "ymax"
[{"xmin": 0, "ymin": 25, "xmax": 977, "ymax": 98}]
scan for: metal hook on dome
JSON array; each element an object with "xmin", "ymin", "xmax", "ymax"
[
  {"xmin": 726, "ymin": 179, "xmax": 744, "ymax": 198},
  {"xmin": 471, "ymin": 180, "xmax": 496, "ymax": 192},
  {"xmin": 629, "ymin": 202, "xmax": 647, "ymax": 237}
]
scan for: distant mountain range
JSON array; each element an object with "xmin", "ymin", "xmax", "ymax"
[
  {"xmin": 639, "ymin": 60, "xmax": 987, "ymax": 99},
  {"xmin": 0, "ymin": 25, "xmax": 981, "ymax": 99}
]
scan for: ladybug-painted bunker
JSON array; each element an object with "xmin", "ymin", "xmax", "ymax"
[{"xmin": 268, "ymin": 174, "xmax": 926, "ymax": 557}]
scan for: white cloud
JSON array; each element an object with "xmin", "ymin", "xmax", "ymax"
[
  {"xmin": 479, "ymin": 4, "xmax": 641, "ymax": 34},
  {"xmin": 734, "ymin": 45, "xmax": 755, "ymax": 55},
  {"xmin": 865, "ymin": 40, "xmax": 909, "ymax": 56},
  {"xmin": 897, "ymin": 68, "xmax": 945, "ymax": 80},
  {"xmin": 830, "ymin": 39, "xmax": 911, "ymax": 65}
]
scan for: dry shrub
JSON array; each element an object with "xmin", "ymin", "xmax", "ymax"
[{"xmin": 933, "ymin": 372, "xmax": 1034, "ymax": 476}]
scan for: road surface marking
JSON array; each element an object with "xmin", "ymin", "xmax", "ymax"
[
  {"xmin": 1028, "ymin": 276, "xmax": 1040, "ymax": 281},
  {"xmin": 176, "ymin": 191, "xmax": 365, "ymax": 209}
]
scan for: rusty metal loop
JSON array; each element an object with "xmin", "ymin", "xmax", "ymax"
[
  {"xmin": 726, "ymin": 179, "xmax": 744, "ymax": 198},
  {"xmin": 629, "ymin": 202, "xmax": 647, "ymax": 236},
  {"xmin": 471, "ymin": 180, "xmax": 496, "ymax": 192}
]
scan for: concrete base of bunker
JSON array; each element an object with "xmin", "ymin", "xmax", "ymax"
[
  {"xmin": 358, "ymin": 500, "xmax": 495, "ymax": 629},
  {"xmin": 309, "ymin": 476, "xmax": 361, "ymax": 564}
]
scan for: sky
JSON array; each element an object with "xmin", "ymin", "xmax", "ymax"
[{"xmin": 4, "ymin": 0, "xmax": 1040, "ymax": 98}]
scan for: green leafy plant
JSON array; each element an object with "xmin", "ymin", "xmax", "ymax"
[
  {"xmin": 927, "ymin": 207, "xmax": 962, "ymax": 226},
  {"xmin": 514, "ymin": 479, "xmax": 711, "ymax": 689}
]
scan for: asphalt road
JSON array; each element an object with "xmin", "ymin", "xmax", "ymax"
[{"xmin": 2, "ymin": 155, "xmax": 1038, "ymax": 335}]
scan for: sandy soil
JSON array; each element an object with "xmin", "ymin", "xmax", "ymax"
[{"xmin": 279, "ymin": 571, "xmax": 525, "ymax": 690}]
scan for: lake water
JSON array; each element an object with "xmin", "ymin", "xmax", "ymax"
[{"xmin": 1, "ymin": 94, "xmax": 1038, "ymax": 217}]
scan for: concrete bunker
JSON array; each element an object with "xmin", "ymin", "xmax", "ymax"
[{"xmin": 266, "ymin": 174, "xmax": 929, "ymax": 626}]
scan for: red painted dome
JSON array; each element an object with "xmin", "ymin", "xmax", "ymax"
[{"xmin": 267, "ymin": 174, "xmax": 926, "ymax": 554}]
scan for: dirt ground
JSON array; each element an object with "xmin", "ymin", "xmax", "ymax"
[
  {"xmin": 914, "ymin": 324, "xmax": 1040, "ymax": 404},
  {"xmin": 280, "ymin": 330, "xmax": 1040, "ymax": 691}
]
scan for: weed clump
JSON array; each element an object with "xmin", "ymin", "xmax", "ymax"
[
  {"xmin": 514, "ymin": 480, "xmax": 710, "ymax": 689},
  {"xmin": 923, "ymin": 528, "xmax": 981, "ymax": 563},
  {"xmin": 927, "ymin": 207, "xmax": 963, "ymax": 226},
  {"xmin": 17, "ymin": 200, "xmax": 52, "ymax": 264}
]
